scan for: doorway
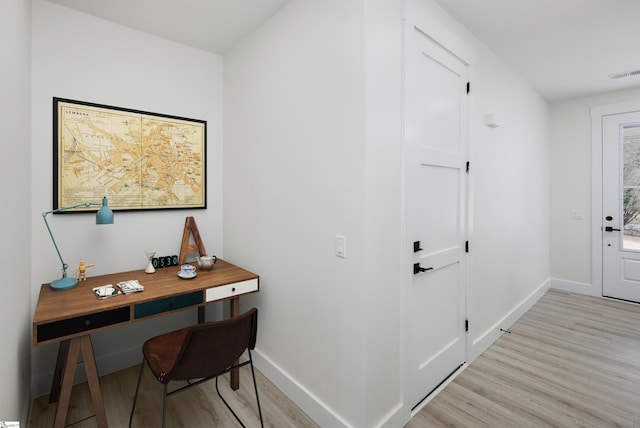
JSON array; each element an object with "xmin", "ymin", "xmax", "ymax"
[
  {"xmin": 403, "ymin": 19, "xmax": 470, "ymax": 410},
  {"xmin": 602, "ymin": 110, "xmax": 640, "ymax": 302}
]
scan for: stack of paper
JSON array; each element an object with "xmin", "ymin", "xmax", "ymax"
[{"xmin": 118, "ymin": 280, "xmax": 144, "ymax": 294}]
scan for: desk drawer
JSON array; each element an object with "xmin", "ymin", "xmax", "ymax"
[
  {"xmin": 206, "ymin": 278, "xmax": 258, "ymax": 302},
  {"xmin": 36, "ymin": 306, "xmax": 130, "ymax": 343},
  {"xmin": 135, "ymin": 291, "xmax": 203, "ymax": 319}
]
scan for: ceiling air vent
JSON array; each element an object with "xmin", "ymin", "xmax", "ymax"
[{"xmin": 609, "ymin": 69, "xmax": 640, "ymax": 80}]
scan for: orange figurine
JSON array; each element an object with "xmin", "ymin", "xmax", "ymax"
[{"xmin": 76, "ymin": 260, "xmax": 95, "ymax": 281}]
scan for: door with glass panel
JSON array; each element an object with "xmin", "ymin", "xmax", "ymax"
[{"xmin": 602, "ymin": 111, "xmax": 640, "ymax": 302}]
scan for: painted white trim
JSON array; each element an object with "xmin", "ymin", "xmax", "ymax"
[
  {"xmin": 549, "ymin": 278, "xmax": 599, "ymax": 296},
  {"xmin": 404, "ymin": 0, "xmax": 474, "ymax": 67},
  {"xmin": 252, "ymin": 349, "xmax": 352, "ymax": 428},
  {"xmin": 592, "ymin": 107, "xmax": 604, "ymax": 296},
  {"xmin": 469, "ymin": 279, "xmax": 550, "ymax": 362},
  {"xmin": 410, "ymin": 363, "xmax": 467, "ymax": 415},
  {"xmin": 375, "ymin": 403, "xmax": 408, "ymax": 428},
  {"xmin": 591, "ymin": 100, "xmax": 640, "ymax": 298},
  {"xmin": 254, "ymin": 347, "xmax": 408, "ymax": 428}
]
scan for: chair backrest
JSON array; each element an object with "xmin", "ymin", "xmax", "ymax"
[{"xmin": 167, "ymin": 307, "xmax": 258, "ymax": 381}]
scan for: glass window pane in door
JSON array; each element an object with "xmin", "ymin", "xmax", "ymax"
[{"xmin": 623, "ymin": 125, "xmax": 640, "ymax": 250}]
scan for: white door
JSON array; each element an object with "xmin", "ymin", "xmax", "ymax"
[
  {"xmin": 404, "ymin": 25, "xmax": 469, "ymax": 410},
  {"xmin": 603, "ymin": 111, "xmax": 640, "ymax": 302}
]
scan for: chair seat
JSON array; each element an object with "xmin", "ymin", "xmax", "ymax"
[
  {"xmin": 129, "ymin": 308, "xmax": 263, "ymax": 428},
  {"xmin": 143, "ymin": 326, "xmax": 190, "ymax": 384}
]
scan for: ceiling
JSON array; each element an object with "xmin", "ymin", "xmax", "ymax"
[
  {"xmin": 45, "ymin": 0, "xmax": 290, "ymax": 55},
  {"xmin": 47, "ymin": 0, "xmax": 640, "ymax": 103},
  {"xmin": 433, "ymin": 0, "xmax": 640, "ymax": 102}
]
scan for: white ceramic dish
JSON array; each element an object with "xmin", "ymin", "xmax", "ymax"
[{"xmin": 177, "ymin": 271, "xmax": 197, "ymax": 279}]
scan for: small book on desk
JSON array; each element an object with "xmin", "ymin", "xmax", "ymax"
[{"xmin": 118, "ymin": 279, "xmax": 144, "ymax": 294}]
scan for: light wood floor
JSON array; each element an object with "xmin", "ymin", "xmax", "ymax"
[
  {"xmin": 30, "ymin": 289, "xmax": 640, "ymax": 427},
  {"xmin": 29, "ymin": 362, "xmax": 319, "ymax": 427},
  {"xmin": 409, "ymin": 289, "xmax": 640, "ymax": 428}
]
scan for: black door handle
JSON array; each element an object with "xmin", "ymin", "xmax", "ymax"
[
  {"xmin": 605, "ymin": 226, "xmax": 621, "ymax": 232},
  {"xmin": 414, "ymin": 263, "xmax": 433, "ymax": 274}
]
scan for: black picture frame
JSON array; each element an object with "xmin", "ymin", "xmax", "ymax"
[{"xmin": 53, "ymin": 97, "xmax": 207, "ymax": 212}]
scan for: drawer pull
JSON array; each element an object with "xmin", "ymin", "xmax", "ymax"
[
  {"xmin": 36, "ymin": 306, "xmax": 131, "ymax": 343},
  {"xmin": 205, "ymin": 278, "xmax": 258, "ymax": 302}
]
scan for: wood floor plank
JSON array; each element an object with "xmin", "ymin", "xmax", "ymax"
[
  {"xmin": 29, "ymin": 363, "xmax": 318, "ymax": 427},
  {"xmin": 29, "ymin": 289, "xmax": 640, "ymax": 427},
  {"xmin": 411, "ymin": 289, "xmax": 640, "ymax": 428}
]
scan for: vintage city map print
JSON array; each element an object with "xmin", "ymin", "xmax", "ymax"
[{"xmin": 54, "ymin": 98, "xmax": 206, "ymax": 211}]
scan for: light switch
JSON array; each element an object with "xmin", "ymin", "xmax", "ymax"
[{"xmin": 335, "ymin": 235, "xmax": 346, "ymax": 258}]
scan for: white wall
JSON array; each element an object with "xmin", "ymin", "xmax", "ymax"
[
  {"xmin": 224, "ymin": 1, "xmax": 404, "ymax": 426},
  {"xmin": 467, "ymin": 39, "xmax": 551, "ymax": 358},
  {"xmin": 223, "ymin": 1, "xmax": 365, "ymax": 424},
  {"xmin": 30, "ymin": 0, "xmax": 223, "ymax": 397},
  {"xmin": 362, "ymin": 1, "xmax": 404, "ymax": 425},
  {"xmin": 0, "ymin": 0, "xmax": 32, "ymax": 423},
  {"xmin": 225, "ymin": 0, "xmax": 550, "ymax": 426},
  {"xmin": 550, "ymin": 88, "xmax": 640, "ymax": 295}
]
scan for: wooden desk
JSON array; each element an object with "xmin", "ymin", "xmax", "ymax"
[{"xmin": 33, "ymin": 259, "xmax": 259, "ymax": 428}]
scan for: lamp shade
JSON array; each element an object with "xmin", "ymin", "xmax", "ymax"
[{"xmin": 96, "ymin": 197, "xmax": 114, "ymax": 224}]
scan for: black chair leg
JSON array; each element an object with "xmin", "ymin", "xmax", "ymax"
[
  {"xmin": 216, "ymin": 376, "xmax": 246, "ymax": 428},
  {"xmin": 129, "ymin": 358, "xmax": 146, "ymax": 428},
  {"xmin": 215, "ymin": 354, "xmax": 264, "ymax": 428},
  {"xmin": 248, "ymin": 351, "xmax": 264, "ymax": 427},
  {"xmin": 162, "ymin": 384, "xmax": 168, "ymax": 428}
]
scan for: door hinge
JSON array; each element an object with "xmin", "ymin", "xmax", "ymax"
[
  {"xmin": 466, "ymin": 161, "xmax": 470, "ymax": 173},
  {"xmin": 465, "ymin": 319, "xmax": 469, "ymax": 332},
  {"xmin": 465, "ymin": 241, "xmax": 469, "ymax": 253},
  {"xmin": 466, "ymin": 82, "xmax": 470, "ymax": 94}
]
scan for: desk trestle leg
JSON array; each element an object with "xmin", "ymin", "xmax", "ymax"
[
  {"xmin": 49, "ymin": 340, "xmax": 70, "ymax": 404},
  {"xmin": 53, "ymin": 335, "xmax": 108, "ymax": 428},
  {"xmin": 230, "ymin": 297, "xmax": 240, "ymax": 391}
]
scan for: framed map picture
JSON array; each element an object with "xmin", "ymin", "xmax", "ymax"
[{"xmin": 53, "ymin": 98, "xmax": 206, "ymax": 211}]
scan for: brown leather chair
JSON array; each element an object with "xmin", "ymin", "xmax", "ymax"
[{"xmin": 129, "ymin": 308, "xmax": 263, "ymax": 427}]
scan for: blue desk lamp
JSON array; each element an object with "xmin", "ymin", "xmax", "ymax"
[{"xmin": 43, "ymin": 197, "xmax": 114, "ymax": 290}]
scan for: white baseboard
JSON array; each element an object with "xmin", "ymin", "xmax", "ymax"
[
  {"xmin": 376, "ymin": 403, "xmax": 408, "ymax": 428},
  {"xmin": 549, "ymin": 278, "xmax": 599, "ymax": 297},
  {"xmin": 22, "ymin": 389, "xmax": 31, "ymax": 427},
  {"xmin": 469, "ymin": 278, "xmax": 550, "ymax": 361},
  {"xmin": 252, "ymin": 349, "xmax": 352, "ymax": 427},
  {"xmin": 252, "ymin": 349, "xmax": 408, "ymax": 428}
]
